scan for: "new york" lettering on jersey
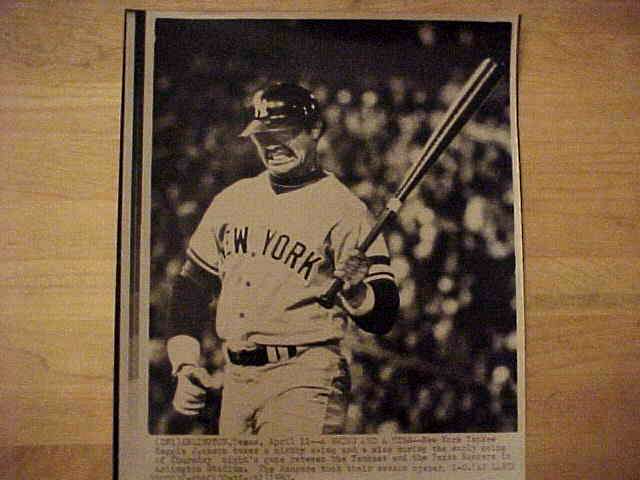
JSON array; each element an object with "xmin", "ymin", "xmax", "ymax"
[{"xmin": 220, "ymin": 226, "xmax": 324, "ymax": 281}]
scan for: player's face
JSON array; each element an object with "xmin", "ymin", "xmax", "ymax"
[{"xmin": 251, "ymin": 127, "xmax": 319, "ymax": 177}]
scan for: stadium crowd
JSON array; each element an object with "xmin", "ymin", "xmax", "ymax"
[{"xmin": 148, "ymin": 21, "xmax": 517, "ymax": 435}]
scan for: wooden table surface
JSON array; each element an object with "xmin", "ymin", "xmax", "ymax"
[{"xmin": 1, "ymin": 1, "xmax": 638, "ymax": 479}]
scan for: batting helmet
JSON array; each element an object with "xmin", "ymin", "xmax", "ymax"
[{"xmin": 239, "ymin": 83, "xmax": 321, "ymax": 137}]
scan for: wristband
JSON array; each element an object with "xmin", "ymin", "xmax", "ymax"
[{"xmin": 339, "ymin": 283, "xmax": 375, "ymax": 316}]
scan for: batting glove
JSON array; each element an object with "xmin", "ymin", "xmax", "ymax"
[
  {"xmin": 334, "ymin": 249, "xmax": 375, "ymax": 312},
  {"xmin": 334, "ymin": 248, "xmax": 370, "ymax": 290}
]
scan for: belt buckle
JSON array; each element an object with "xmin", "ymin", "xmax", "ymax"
[
  {"xmin": 228, "ymin": 345, "xmax": 298, "ymax": 366},
  {"xmin": 226, "ymin": 348, "xmax": 240, "ymax": 365},
  {"xmin": 227, "ymin": 347, "xmax": 260, "ymax": 366}
]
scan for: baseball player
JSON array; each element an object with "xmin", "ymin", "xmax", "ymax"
[{"xmin": 166, "ymin": 83, "xmax": 399, "ymax": 435}]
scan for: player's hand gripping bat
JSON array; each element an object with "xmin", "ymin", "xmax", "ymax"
[{"xmin": 286, "ymin": 58, "xmax": 505, "ymax": 312}]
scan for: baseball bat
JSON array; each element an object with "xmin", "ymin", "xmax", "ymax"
[{"xmin": 287, "ymin": 58, "xmax": 504, "ymax": 311}]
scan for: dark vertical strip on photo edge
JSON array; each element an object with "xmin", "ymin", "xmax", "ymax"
[
  {"xmin": 113, "ymin": 11, "xmax": 126, "ymax": 478},
  {"xmin": 113, "ymin": 9, "xmax": 145, "ymax": 480},
  {"xmin": 513, "ymin": 15, "xmax": 522, "ymax": 431},
  {"xmin": 113, "ymin": 11, "xmax": 128, "ymax": 479},
  {"xmin": 129, "ymin": 9, "xmax": 145, "ymax": 383}
]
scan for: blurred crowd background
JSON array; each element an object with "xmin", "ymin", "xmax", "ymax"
[{"xmin": 147, "ymin": 19, "xmax": 518, "ymax": 435}]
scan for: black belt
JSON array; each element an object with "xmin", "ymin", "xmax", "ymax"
[{"xmin": 227, "ymin": 345, "xmax": 298, "ymax": 366}]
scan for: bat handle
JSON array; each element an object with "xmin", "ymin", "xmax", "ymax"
[{"xmin": 317, "ymin": 278, "xmax": 344, "ymax": 309}]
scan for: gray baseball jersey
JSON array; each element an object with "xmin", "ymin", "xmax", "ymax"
[{"xmin": 187, "ymin": 170, "xmax": 395, "ymax": 346}]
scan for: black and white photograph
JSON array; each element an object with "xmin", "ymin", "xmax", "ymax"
[{"xmin": 117, "ymin": 11, "xmax": 523, "ymax": 480}]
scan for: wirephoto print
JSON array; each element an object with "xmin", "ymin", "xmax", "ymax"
[{"xmin": 117, "ymin": 11, "xmax": 524, "ymax": 480}]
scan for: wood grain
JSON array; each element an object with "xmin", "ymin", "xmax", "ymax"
[{"xmin": 1, "ymin": 1, "xmax": 638, "ymax": 479}]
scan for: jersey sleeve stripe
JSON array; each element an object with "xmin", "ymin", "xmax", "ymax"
[
  {"xmin": 368, "ymin": 263, "xmax": 394, "ymax": 276},
  {"xmin": 186, "ymin": 247, "xmax": 219, "ymax": 275},
  {"xmin": 365, "ymin": 272, "xmax": 395, "ymax": 283},
  {"xmin": 366, "ymin": 255, "xmax": 391, "ymax": 266}
]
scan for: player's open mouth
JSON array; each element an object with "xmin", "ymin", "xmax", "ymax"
[{"xmin": 266, "ymin": 148, "xmax": 295, "ymax": 165}]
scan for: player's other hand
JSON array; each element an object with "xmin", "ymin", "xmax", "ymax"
[
  {"xmin": 172, "ymin": 365, "xmax": 213, "ymax": 416},
  {"xmin": 334, "ymin": 249, "xmax": 370, "ymax": 305}
]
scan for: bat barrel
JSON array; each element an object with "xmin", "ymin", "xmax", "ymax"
[{"xmin": 396, "ymin": 58, "xmax": 504, "ymax": 202}]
